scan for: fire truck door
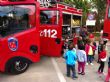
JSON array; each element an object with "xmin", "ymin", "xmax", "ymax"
[{"xmin": 40, "ymin": 9, "xmax": 62, "ymax": 57}]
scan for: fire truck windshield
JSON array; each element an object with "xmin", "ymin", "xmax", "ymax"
[{"xmin": 0, "ymin": 5, "xmax": 35, "ymax": 37}]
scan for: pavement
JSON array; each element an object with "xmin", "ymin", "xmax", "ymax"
[
  {"xmin": 55, "ymin": 57, "xmax": 106, "ymax": 82},
  {"xmin": 0, "ymin": 41, "xmax": 110, "ymax": 82}
]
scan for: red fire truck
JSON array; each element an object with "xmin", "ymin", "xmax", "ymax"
[
  {"xmin": 103, "ymin": 0, "xmax": 110, "ymax": 40},
  {"xmin": 40, "ymin": 3, "xmax": 82, "ymax": 57},
  {"xmin": 0, "ymin": 0, "xmax": 82, "ymax": 74}
]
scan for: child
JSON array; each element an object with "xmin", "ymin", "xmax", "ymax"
[
  {"xmin": 77, "ymin": 45, "xmax": 87, "ymax": 75},
  {"xmin": 97, "ymin": 40, "xmax": 104, "ymax": 63},
  {"xmin": 89, "ymin": 33, "xmax": 96, "ymax": 60},
  {"xmin": 62, "ymin": 38, "xmax": 69, "ymax": 57},
  {"xmin": 85, "ymin": 40, "xmax": 94, "ymax": 65},
  {"xmin": 77, "ymin": 36, "xmax": 84, "ymax": 49},
  {"xmin": 98, "ymin": 45, "xmax": 107, "ymax": 74},
  {"xmin": 105, "ymin": 57, "xmax": 110, "ymax": 82},
  {"xmin": 89, "ymin": 33, "xmax": 94, "ymax": 41},
  {"xmin": 73, "ymin": 33, "xmax": 78, "ymax": 48},
  {"xmin": 64, "ymin": 38, "xmax": 69, "ymax": 49},
  {"xmin": 64, "ymin": 43, "xmax": 78, "ymax": 79}
]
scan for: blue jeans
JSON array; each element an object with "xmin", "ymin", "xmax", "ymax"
[
  {"xmin": 87, "ymin": 55, "xmax": 93, "ymax": 63},
  {"xmin": 66, "ymin": 64, "xmax": 76, "ymax": 77}
]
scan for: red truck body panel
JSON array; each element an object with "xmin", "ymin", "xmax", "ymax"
[
  {"xmin": 103, "ymin": 0, "xmax": 110, "ymax": 40},
  {"xmin": 0, "ymin": 0, "xmax": 40, "ymax": 72}
]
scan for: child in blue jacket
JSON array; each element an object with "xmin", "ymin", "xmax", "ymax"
[{"xmin": 64, "ymin": 43, "xmax": 78, "ymax": 79}]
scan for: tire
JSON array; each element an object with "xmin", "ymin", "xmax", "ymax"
[{"xmin": 6, "ymin": 57, "xmax": 30, "ymax": 74}]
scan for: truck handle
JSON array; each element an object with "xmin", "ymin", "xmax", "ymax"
[{"xmin": 55, "ymin": 38, "xmax": 61, "ymax": 44}]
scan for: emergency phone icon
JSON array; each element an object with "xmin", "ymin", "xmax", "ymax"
[{"xmin": 8, "ymin": 37, "xmax": 18, "ymax": 51}]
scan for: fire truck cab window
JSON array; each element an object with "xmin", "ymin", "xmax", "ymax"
[
  {"xmin": 40, "ymin": 10, "xmax": 59, "ymax": 25},
  {"xmin": 0, "ymin": 5, "xmax": 35, "ymax": 37}
]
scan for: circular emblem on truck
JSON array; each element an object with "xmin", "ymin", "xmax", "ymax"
[{"xmin": 8, "ymin": 37, "xmax": 18, "ymax": 51}]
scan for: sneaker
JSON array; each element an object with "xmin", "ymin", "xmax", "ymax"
[
  {"xmin": 73, "ymin": 76, "xmax": 78, "ymax": 78},
  {"xmin": 72, "ymin": 78, "xmax": 77, "ymax": 80},
  {"xmin": 81, "ymin": 72, "xmax": 85, "ymax": 75},
  {"xmin": 72, "ymin": 76, "xmax": 78, "ymax": 80},
  {"xmin": 86, "ymin": 63, "xmax": 88, "ymax": 65},
  {"xmin": 66, "ymin": 75, "xmax": 70, "ymax": 77},
  {"xmin": 90, "ymin": 63, "xmax": 94, "ymax": 65},
  {"xmin": 78, "ymin": 72, "xmax": 82, "ymax": 74}
]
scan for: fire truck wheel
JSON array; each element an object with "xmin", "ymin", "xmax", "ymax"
[{"xmin": 6, "ymin": 57, "xmax": 30, "ymax": 74}]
